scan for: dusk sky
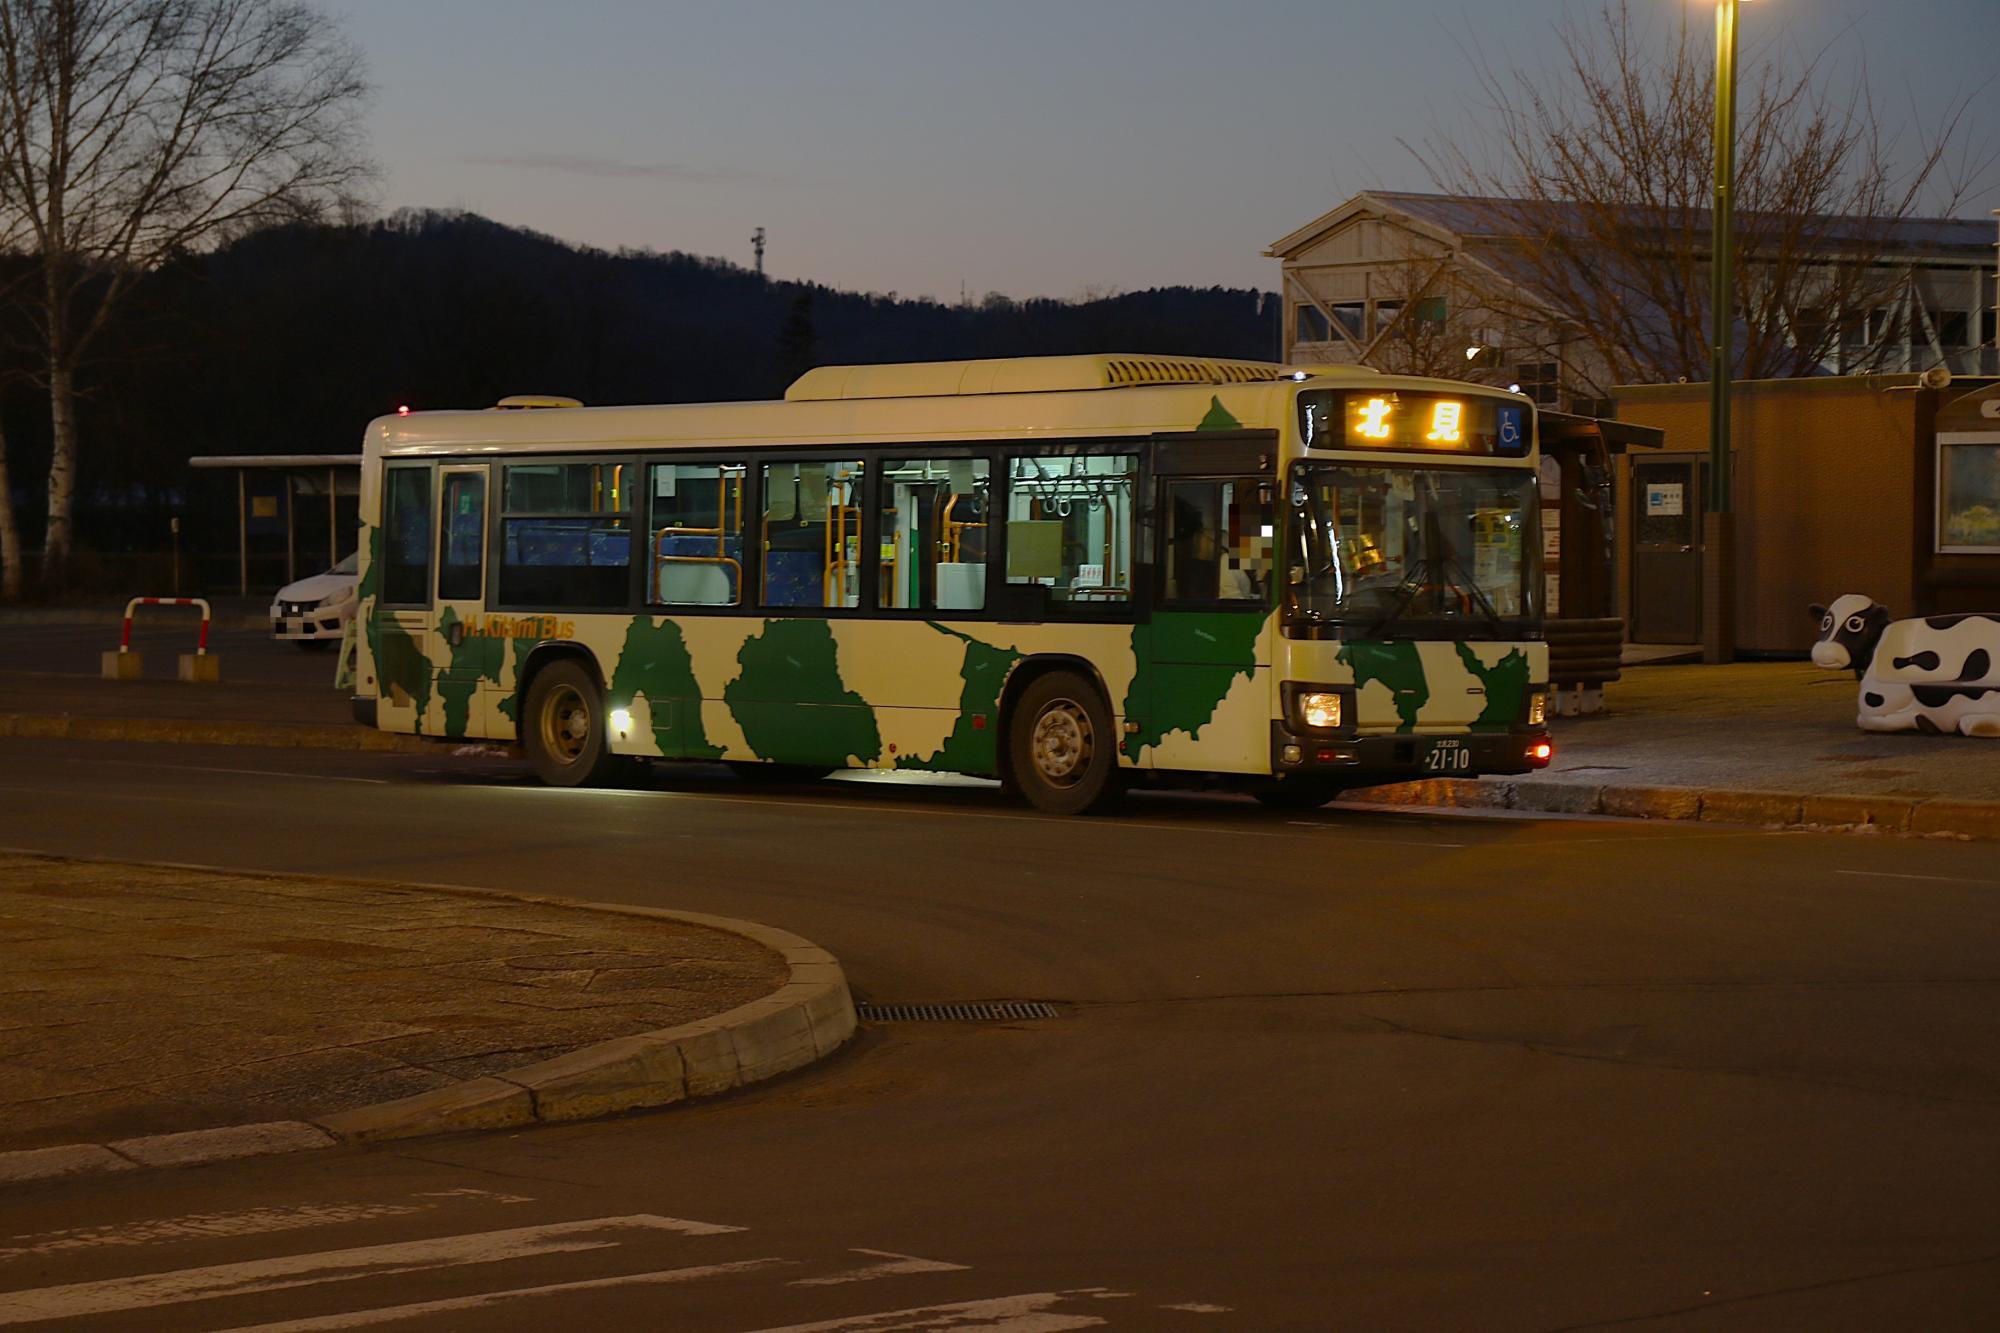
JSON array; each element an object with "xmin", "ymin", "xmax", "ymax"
[{"xmin": 320, "ymin": 1, "xmax": 1997, "ymax": 300}]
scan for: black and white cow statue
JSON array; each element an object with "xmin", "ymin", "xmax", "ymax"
[{"xmin": 1809, "ymin": 594, "xmax": 2000, "ymax": 737}]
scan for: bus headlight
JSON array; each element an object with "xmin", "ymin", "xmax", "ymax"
[
  {"xmin": 1299, "ymin": 691, "xmax": 1342, "ymax": 730},
  {"xmin": 1527, "ymin": 690, "xmax": 1548, "ymax": 727}
]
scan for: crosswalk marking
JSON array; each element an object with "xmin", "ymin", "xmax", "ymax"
[
  {"xmin": 791, "ymin": 1249, "xmax": 969, "ymax": 1287},
  {"xmin": 742, "ymin": 1292, "xmax": 1110, "ymax": 1332},
  {"xmin": 216, "ymin": 1258, "xmax": 792, "ymax": 1331},
  {"xmin": 0, "ymin": 1190, "xmax": 531, "ymax": 1263},
  {"xmin": 0, "ymin": 1215, "xmax": 740, "ymax": 1326}
]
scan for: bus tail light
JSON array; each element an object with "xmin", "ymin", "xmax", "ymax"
[{"xmin": 1530, "ymin": 741, "xmax": 1553, "ymax": 766}]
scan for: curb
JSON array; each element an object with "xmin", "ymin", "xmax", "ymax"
[
  {"xmin": 0, "ymin": 852, "xmax": 856, "ymax": 1189},
  {"xmin": 1341, "ymin": 777, "xmax": 1992, "ymax": 839},
  {"xmin": 0, "ymin": 712, "xmax": 434, "ymax": 754}
]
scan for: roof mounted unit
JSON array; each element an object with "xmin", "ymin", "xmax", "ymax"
[
  {"xmin": 493, "ymin": 395, "xmax": 585, "ymax": 410},
  {"xmin": 786, "ymin": 354, "xmax": 1293, "ymax": 402}
]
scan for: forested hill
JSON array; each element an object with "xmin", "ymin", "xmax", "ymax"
[{"xmin": 115, "ymin": 209, "xmax": 1280, "ymax": 461}]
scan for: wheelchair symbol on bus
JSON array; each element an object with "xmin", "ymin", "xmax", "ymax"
[{"xmin": 1497, "ymin": 406, "xmax": 1523, "ymax": 449}]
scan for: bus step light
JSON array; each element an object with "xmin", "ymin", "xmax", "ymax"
[
  {"xmin": 1530, "ymin": 740, "xmax": 1553, "ymax": 766},
  {"xmin": 1281, "ymin": 743, "xmax": 1303, "ymax": 765}
]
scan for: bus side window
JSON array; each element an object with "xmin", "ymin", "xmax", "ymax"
[
  {"xmin": 496, "ymin": 461, "xmax": 632, "ymax": 608},
  {"xmin": 882, "ymin": 457, "xmax": 990, "ymax": 611},
  {"xmin": 760, "ymin": 459, "xmax": 864, "ymax": 609},
  {"xmin": 1005, "ymin": 453, "xmax": 1137, "ymax": 603},
  {"xmin": 1162, "ymin": 478, "xmax": 1275, "ymax": 604},
  {"xmin": 381, "ymin": 466, "xmax": 432, "ymax": 605},
  {"xmin": 650, "ymin": 462, "xmax": 744, "ymax": 606}
]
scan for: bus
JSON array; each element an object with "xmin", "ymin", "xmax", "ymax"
[{"xmin": 351, "ymin": 354, "xmax": 1552, "ymax": 814}]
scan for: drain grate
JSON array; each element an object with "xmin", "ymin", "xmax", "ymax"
[{"xmin": 856, "ymin": 1000, "xmax": 1061, "ymax": 1023}]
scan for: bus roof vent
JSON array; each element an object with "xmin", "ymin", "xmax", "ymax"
[
  {"xmin": 493, "ymin": 395, "xmax": 585, "ymax": 410},
  {"xmin": 786, "ymin": 354, "xmax": 1293, "ymax": 402}
]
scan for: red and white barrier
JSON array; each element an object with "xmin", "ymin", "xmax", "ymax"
[
  {"xmin": 105, "ymin": 597, "xmax": 220, "ymax": 682},
  {"xmin": 119, "ymin": 596, "xmax": 212, "ymax": 655}
]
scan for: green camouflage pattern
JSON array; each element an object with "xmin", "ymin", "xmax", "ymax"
[{"xmin": 353, "ymin": 556, "xmax": 1546, "ymax": 773}]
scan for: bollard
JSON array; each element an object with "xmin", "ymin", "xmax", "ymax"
[{"xmin": 107, "ymin": 597, "xmax": 220, "ymax": 684}]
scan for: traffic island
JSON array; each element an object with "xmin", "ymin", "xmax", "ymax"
[{"xmin": 0, "ymin": 853, "xmax": 855, "ymax": 1186}]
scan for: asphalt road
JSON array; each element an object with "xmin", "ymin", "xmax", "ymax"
[{"xmin": 1, "ymin": 738, "xmax": 1997, "ymax": 1330}]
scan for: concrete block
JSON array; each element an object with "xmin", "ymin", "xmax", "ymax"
[
  {"xmin": 1699, "ymin": 789, "xmax": 1803, "ymax": 827},
  {"xmin": 110, "ymin": 1120, "xmax": 332, "ymax": 1168},
  {"xmin": 177, "ymin": 653, "xmax": 221, "ymax": 683},
  {"xmin": 101, "ymin": 650, "xmax": 143, "ymax": 680},
  {"xmin": 0, "ymin": 1143, "xmax": 136, "ymax": 1185},
  {"xmin": 1600, "ymin": 786, "xmax": 1703, "ymax": 821},
  {"xmin": 676, "ymin": 1024, "xmax": 741, "ymax": 1097},
  {"xmin": 316, "ymin": 1076, "xmax": 533, "ymax": 1143},
  {"xmin": 1801, "ymin": 793, "xmax": 1917, "ymax": 832},
  {"xmin": 511, "ymin": 1034, "xmax": 688, "ymax": 1123},
  {"xmin": 1908, "ymin": 800, "xmax": 2000, "ymax": 840},
  {"xmin": 1514, "ymin": 782, "xmax": 1605, "ymax": 815},
  {"xmin": 796, "ymin": 980, "xmax": 857, "ymax": 1057},
  {"xmin": 727, "ymin": 999, "xmax": 819, "ymax": 1084}
]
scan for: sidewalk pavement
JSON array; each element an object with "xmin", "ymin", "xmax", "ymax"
[
  {"xmin": 1349, "ymin": 661, "xmax": 2000, "ymax": 835},
  {"xmin": 0, "ymin": 853, "xmax": 855, "ymax": 1184}
]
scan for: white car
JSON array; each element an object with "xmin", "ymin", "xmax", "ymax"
[{"xmin": 271, "ymin": 551, "xmax": 358, "ymax": 648}]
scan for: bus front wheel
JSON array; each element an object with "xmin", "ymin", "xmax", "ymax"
[
  {"xmin": 1009, "ymin": 671, "xmax": 1125, "ymax": 816},
  {"xmin": 523, "ymin": 659, "xmax": 620, "ymax": 788}
]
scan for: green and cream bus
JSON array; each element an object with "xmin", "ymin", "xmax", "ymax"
[{"xmin": 351, "ymin": 354, "xmax": 1552, "ymax": 814}]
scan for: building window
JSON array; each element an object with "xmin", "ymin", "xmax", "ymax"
[
  {"xmin": 1939, "ymin": 440, "xmax": 2000, "ymax": 552},
  {"xmin": 1330, "ymin": 303, "xmax": 1365, "ymax": 341},
  {"xmin": 761, "ymin": 459, "xmax": 863, "ymax": 608},
  {"xmin": 1006, "ymin": 452, "xmax": 1137, "ymax": 603},
  {"xmin": 882, "ymin": 457, "xmax": 991, "ymax": 611},
  {"xmin": 1938, "ymin": 311, "xmax": 1970, "ymax": 348},
  {"xmin": 1162, "ymin": 478, "xmax": 1275, "ymax": 603},
  {"xmin": 1295, "ymin": 305, "xmax": 1330, "ymax": 344},
  {"xmin": 1867, "ymin": 306, "xmax": 1903, "ymax": 345},
  {"xmin": 650, "ymin": 462, "xmax": 744, "ymax": 606},
  {"xmin": 1372, "ymin": 300, "xmax": 1403, "ymax": 339},
  {"xmin": 1515, "ymin": 362, "xmax": 1560, "ymax": 406},
  {"xmin": 1413, "ymin": 296, "xmax": 1447, "ymax": 326},
  {"xmin": 497, "ymin": 461, "xmax": 632, "ymax": 608},
  {"xmin": 381, "ymin": 466, "xmax": 431, "ymax": 606}
]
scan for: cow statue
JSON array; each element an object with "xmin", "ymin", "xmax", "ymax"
[{"xmin": 1809, "ymin": 594, "xmax": 2000, "ymax": 737}]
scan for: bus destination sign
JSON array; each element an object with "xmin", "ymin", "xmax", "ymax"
[{"xmin": 1299, "ymin": 390, "xmax": 1529, "ymax": 457}]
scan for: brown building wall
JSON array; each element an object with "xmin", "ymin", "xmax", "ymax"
[{"xmin": 1616, "ymin": 378, "xmax": 1925, "ymax": 655}]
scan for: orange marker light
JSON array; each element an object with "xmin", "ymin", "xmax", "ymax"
[
  {"xmin": 1427, "ymin": 400, "xmax": 1463, "ymax": 444},
  {"xmin": 1356, "ymin": 397, "xmax": 1393, "ymax": 439},
  {"xmin": 1530, "ymin": 741, "xmax": 1553, "ymax": 764}
]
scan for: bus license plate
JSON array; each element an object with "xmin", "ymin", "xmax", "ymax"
[{"xmin": 1423, "ymin": 740, "xmax": 1472, "ymax": 773}]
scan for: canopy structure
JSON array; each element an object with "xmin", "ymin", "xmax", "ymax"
[{"xmin": 188, "ymin": 454, "xmax": 361, "ymax": 595}]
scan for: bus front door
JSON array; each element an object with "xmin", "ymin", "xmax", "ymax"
[{"xmin": 426, "ymin": 464, "xmax": 498, "ymax": 741}]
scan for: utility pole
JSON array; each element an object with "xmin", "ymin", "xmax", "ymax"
[
  {"xmin": 1703, "ymin": 0, "xmax": 1739, "ymax": 666},
  {"xmin": 752, "ymin": 227, "xmax": 766, "ymax": 278}
]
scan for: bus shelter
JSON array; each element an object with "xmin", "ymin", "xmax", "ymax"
[{"xmin": 187, "ymin": 454, "xmax": 361, "ymax": 595}]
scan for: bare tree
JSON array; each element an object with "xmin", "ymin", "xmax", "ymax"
[
  {"xmin": 1406, "ymin": 1, "xmax": 1992, "ymax": 397},
  {"xmin": 0, "ymin": 0, "xmax": 369, "ymax": 587}
]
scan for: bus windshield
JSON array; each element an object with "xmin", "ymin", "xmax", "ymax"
[{"xmin": 1285, "ymin": 463, "xmax": 1538, "ymax": 638}]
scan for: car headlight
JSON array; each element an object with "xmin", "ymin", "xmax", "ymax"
[
  {"xmin": 1528, "ymin": 690, "xmax": 1547, "ymax": 727},
  {"xmin": 1299, "ymin": 691, "xmax": 1342, "ymax": 730}
]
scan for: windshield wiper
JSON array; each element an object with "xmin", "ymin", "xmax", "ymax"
[{"xmin": 1363, "ymin": 508, "xmax": 1507, "ymax": 640}]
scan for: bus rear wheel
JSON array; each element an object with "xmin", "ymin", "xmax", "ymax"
[
  {"xmin": 523, "ymin": 659, "xmax": 620, "ymax": 788},
  {"xmin": 1009, "ymin": 670, "xmax": 1125, "ymax": 816}
]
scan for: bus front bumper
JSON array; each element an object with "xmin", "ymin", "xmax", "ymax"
[{"xmin": 1270, "ymin": 724, "xmax": 1553, "ymax": 781}]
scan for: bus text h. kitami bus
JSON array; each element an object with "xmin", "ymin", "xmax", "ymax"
[{"xmin": 351, "ymin": 355, "xmax": 1552, "ymax": 814}]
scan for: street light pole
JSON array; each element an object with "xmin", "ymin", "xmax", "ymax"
[{"xmin": 1703, "ymin": 0, "xmax": 1739, "ymax": 664}]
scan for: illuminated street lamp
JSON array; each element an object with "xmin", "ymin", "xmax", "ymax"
[{"xmin": 1704, "ymin": 0, "xmax": 1745, "ymax": 664}]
